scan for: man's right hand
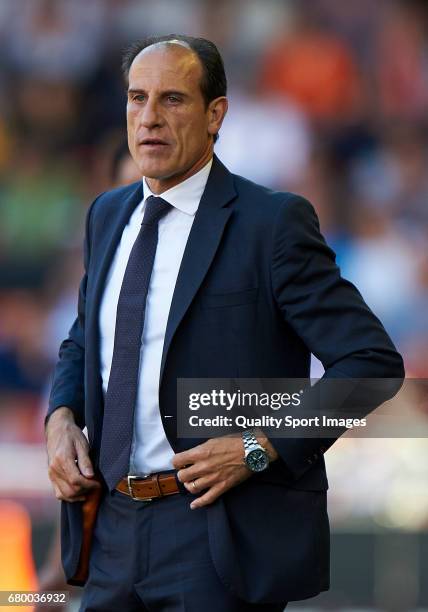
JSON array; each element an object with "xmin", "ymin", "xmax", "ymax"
[{"xmin": 45, "ymin": 407, "xmax": 101, "ymax": 502}]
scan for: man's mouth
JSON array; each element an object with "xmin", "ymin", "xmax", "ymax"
[{"xmin": 140, "ymin": 138, "xmax": 169, "ymax": 147}]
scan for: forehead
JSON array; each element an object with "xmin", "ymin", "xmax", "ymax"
[{"xmin": 128, "ymin": 43, "xmax": 203, "ymax": 90}]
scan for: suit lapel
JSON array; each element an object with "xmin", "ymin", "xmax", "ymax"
[
  {"xmin": 88, "ymin": 181, "xmax": 145, "ymax": 346},
  {"xmin": 160, "ymin": 156, "xmax": 236, "ymax": 380}
]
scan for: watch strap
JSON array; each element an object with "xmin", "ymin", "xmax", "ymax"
[{"xmin": 242, "ymin": 429, "xmax": 263, "ymax": 451}]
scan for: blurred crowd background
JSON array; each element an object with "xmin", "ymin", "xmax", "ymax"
[{"xmin": 0, "ymin": 0, "xmax": 427, "ymax": 610}]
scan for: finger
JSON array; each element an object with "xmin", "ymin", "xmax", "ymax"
[
  {"xmin": 53, "ymin": 478, "xmax": 87, "ymax": 502},
  {"xmin": 66, "ymin": 467, "xmax": 98, "ymax": 490},
  {"xmin": 53, "ymin": 483, "xmax": 62, "ymax": 500},
  {"xmin": 172, "ymin": 443, "xmax": 209, "ymax": 469},
  {"xmin": 177, "ymin": 462, "xmax": 210, "ymax": 483},
  {"xmin": 59, "ymin": 495, "xmax": 87, "ymax": 503},
  {"xmin": 56, "ymin": 492, "xmax": 87, "ymax": 503},
  {"xmin": 56, "ymin": 469, "xmax": 100, "ymax": 497},
  {"xmin": 48, "ymin": 462, "xmax": 81, "ymax": 491},
  {"xmin": 57, "ymin": 445, "xmax": 83, "ymax": 479},
  {"xmin": 75, "ymin": 437, "xmax": 95, "ymax": 478},
  {"xmin": 60, "ymin": 448, "xmax": 98, "ymax": 489},
  {"xmin": 52, "ymin": 474, "xmax": 79, "ymax": 497},
  {"xmin": 50, "ymin": 457, "xmax": 98, "ymax": 495},
  {"xmin": 55, "ymin": 487, "xmax": 87, "ymax": 502},
  {"xmin": 190, "ymin": 483, "xmax": 225, "ymax": 510},
  {"xmin": 183, "ymin": 474, "xmax": 217, "ymax": 495}
]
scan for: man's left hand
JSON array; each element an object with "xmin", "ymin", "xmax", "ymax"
[{"xmin": 173, "ymin": 435, "xmax": 251, "ymax": 509}]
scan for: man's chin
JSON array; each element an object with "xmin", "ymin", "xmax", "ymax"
[{"xmin": 139, "ymin": 163, "xmax": 177, "ymax": 181}]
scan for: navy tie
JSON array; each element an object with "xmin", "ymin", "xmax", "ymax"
[{"xmin": 99, "ymin": 195, "xmax": 171, "ymax": 490}]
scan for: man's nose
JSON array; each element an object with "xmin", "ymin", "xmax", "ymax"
[{"xmin": 140, "ymin": 99, "xmax": 162, "ymax": 128}]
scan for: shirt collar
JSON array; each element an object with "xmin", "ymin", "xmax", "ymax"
[{"xmin": 142, "ymin": 158, "xmax": 213, "ymax": 216}]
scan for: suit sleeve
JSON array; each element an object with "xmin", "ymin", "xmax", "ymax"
[
  {"xmin": 270, "ymin": 195, "xmax": 405, "ymax": 479},
  {"xmin": 46, "ymin": 195, "xmax": 102, "ymax": 430}
]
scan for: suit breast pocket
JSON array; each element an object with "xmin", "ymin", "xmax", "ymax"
[{"xmin": 200, "ymin": 287, "xmax": 258, "ymax": 309}]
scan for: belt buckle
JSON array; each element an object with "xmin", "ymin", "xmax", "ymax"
[{"xmin": 127, "ymin": 474, "xmax": 153, "ymax": 502}]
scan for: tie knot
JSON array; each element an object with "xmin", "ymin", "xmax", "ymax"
[{"xmin": 142, "ymin": 196, "xmax": 171, "ymax": 226}]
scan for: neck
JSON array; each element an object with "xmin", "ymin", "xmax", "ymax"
[{"xmin": 146, "ymin": 145, "xmax": 213, "ymax": 194}]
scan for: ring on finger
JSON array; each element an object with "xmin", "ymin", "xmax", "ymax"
[{"xmin": 191, "ymin": 479, "xmax": 198, "ymax": 491}]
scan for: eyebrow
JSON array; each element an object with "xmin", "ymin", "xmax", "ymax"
[{"xmin": 127, "ymin": 88, "xmax": 188, "ymax": 98}]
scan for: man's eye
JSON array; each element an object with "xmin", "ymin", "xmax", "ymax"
[
  {"xmin": 132, "ymin": 94, "xmax": 145, "ymax": 102},
  {"xmin": 167, "ymin": 96, "xmax": 180, "ymax": 104}
]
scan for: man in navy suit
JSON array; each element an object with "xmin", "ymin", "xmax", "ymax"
[{"xmin": 45, "ymin": 35, "xmax": 404, "ymax": 611}]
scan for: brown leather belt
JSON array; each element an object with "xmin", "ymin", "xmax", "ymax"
[{"xmin": 115, "ymin": 473, "xmax": 180, "ymax": 501}]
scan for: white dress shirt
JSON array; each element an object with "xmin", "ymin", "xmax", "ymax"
[{"xmin": 99, "ymin": 158, "xmax": 213, "ymax": 474}]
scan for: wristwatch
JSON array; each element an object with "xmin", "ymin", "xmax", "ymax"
[{"xmin": 242, "ymin": 429, "xmax": 269, "ymax": 472}]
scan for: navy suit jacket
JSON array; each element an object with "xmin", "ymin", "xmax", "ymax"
[{"xmin": 48, "ymin": 155, "xmax": 404, "ymax": 603}]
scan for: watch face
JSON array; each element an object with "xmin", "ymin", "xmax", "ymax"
[{"xmin": 246, "ymin": 449, "xmax": 269, "ymax": 472}]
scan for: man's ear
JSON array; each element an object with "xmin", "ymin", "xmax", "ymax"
[{"xmin": 207, "ymin": 97, "xmax": 228, "ymax": 138}]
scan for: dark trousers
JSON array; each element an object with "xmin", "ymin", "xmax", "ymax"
[{"xmin": 79, "ymin": 488, "xmax": 287, "ymax": 612}]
